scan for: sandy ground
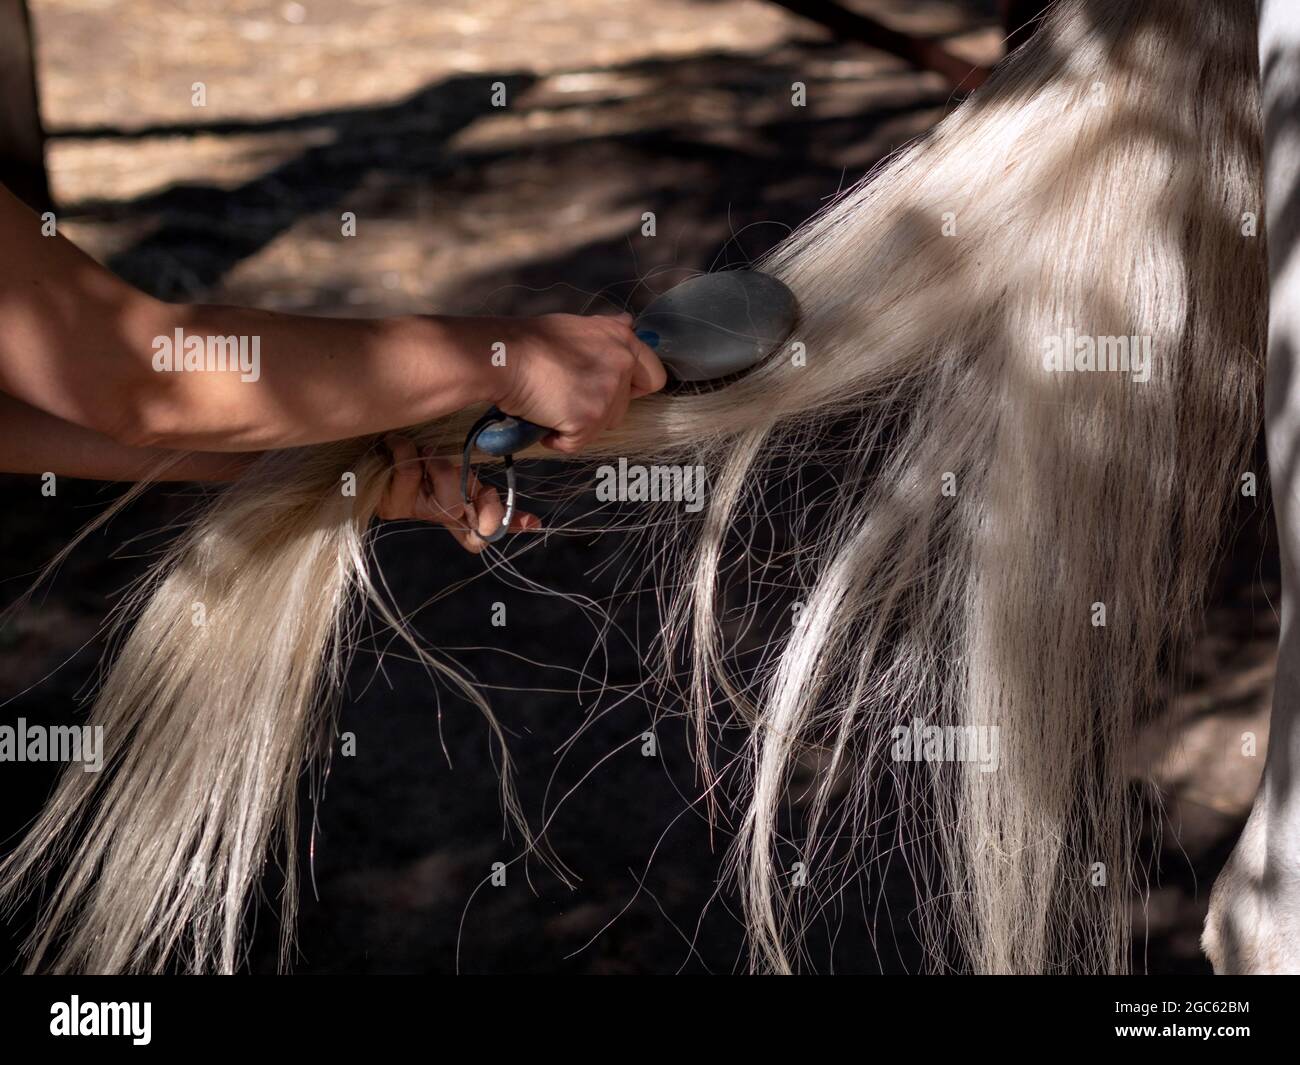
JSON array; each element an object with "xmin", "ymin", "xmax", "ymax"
[{"xmin": 0, "ymin": 0, "xmax": 1275, "ymax": 973}]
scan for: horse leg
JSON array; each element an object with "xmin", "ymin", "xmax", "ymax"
[{"xmin": 1204, "ymin": 0, "xmax": 1300, "ymax": 975}]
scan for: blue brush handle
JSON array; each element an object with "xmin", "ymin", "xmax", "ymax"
[
  {"xmin": 471, "ymin": 412, "xmax": 549, "ymax": 457},
  {"xmin": 472, "ymin": 328, "xmax": 661, "ymax": 456}
]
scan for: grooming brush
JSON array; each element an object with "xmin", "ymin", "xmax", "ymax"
[{"xmin": 462, "ymin": 270, "xmax": 798, "ymax": 541}]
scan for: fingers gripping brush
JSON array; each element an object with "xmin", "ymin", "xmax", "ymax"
[{"xmin": 461, "ymin": 270, "xmax": 799, "ymax": 541}]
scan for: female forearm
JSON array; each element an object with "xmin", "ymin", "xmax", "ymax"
[
  {"xmin": 1, "ymin": 286, "xmax": 494, "ymax": 453},
  {"xmin": 124, "ymin": 301, "xmax": 495, "ymax": 451},
  {"xmin": 0, "ymin": 184, "xmax": 493, "ymax": 451},
  {"xmin": 0, "ymin": 390, "xmax": 254, "ymax": 482}
]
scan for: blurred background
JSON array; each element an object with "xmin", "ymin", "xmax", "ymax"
[{"xmin": 0, "ymin": 0, "xmax": 1277, "ymax": 973}]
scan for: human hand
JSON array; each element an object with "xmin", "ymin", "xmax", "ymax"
[
  {"xmin": 486, "ymin": 312, "xmax": 667, "ymax": 454},
  {"xmin": 378, "ymin": 434, "xmax": 538, "ymax": 553}
]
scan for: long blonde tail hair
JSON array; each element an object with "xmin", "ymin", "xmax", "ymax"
[{"xmin": 1, "ymin": 0, "xmax": 1265, "ymax": 973}]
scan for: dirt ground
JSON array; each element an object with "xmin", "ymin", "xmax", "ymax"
[{"xmin": 0, "ymin": 0, "xmax": 1276, "ymax": 973}]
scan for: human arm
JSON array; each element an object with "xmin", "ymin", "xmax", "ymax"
[{"xmin": 0, "ymin": 183, "xmax": 665, "ymax": 454}]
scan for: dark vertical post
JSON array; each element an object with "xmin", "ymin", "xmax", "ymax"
[{"xmin": 0, "ymin": 0, "xmax": 51, "ymax": 211}]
